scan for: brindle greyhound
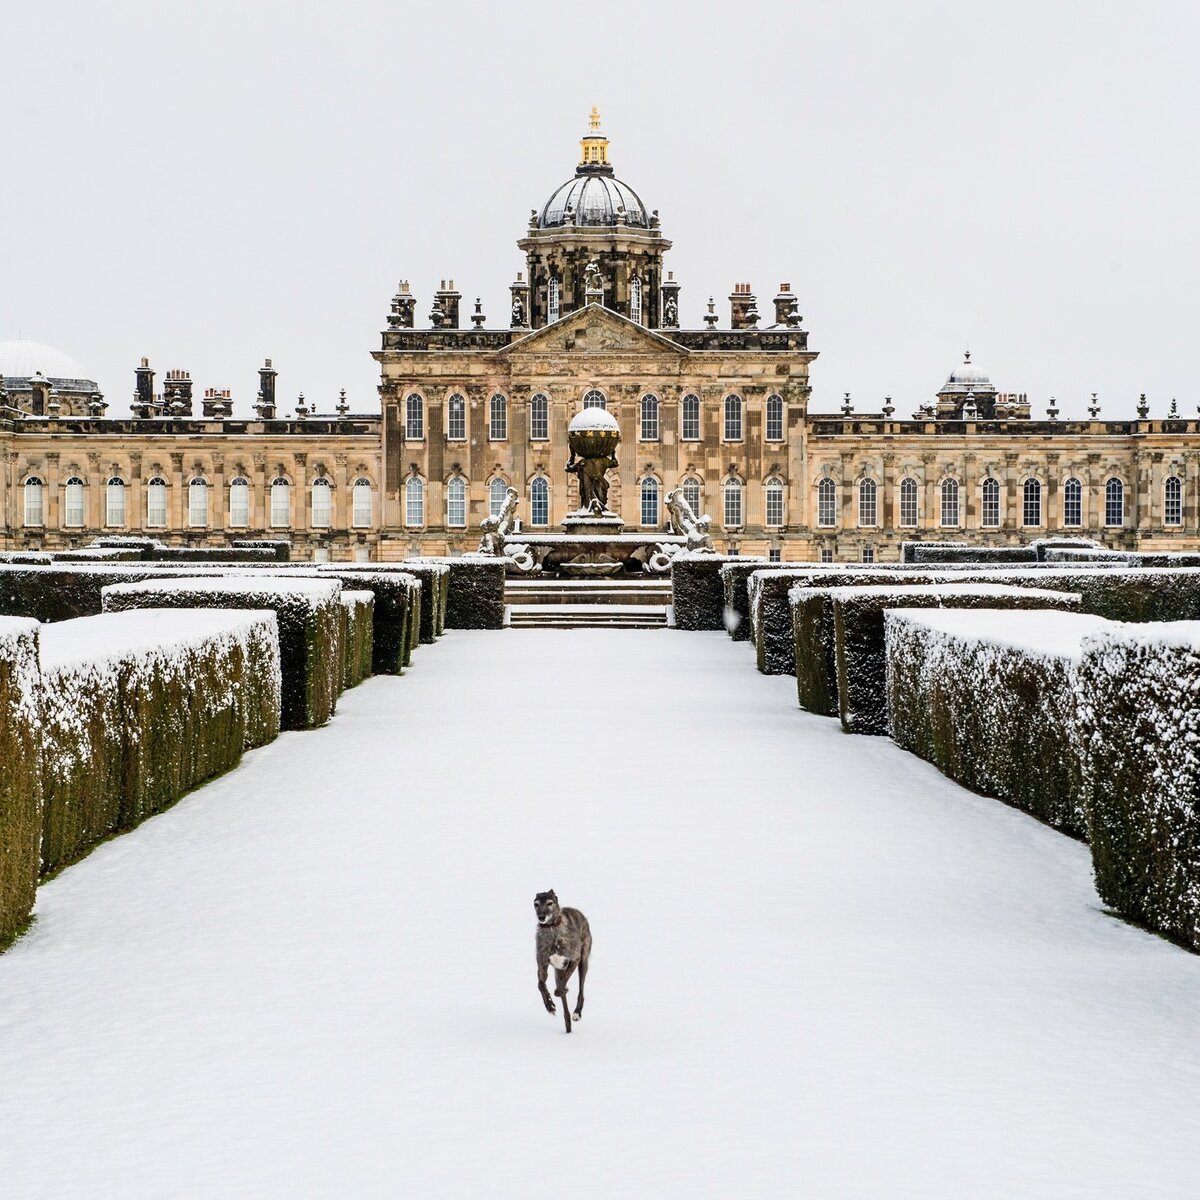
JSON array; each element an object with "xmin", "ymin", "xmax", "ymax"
[{"xmin": 534, "ymin": 890, "xmax": 591, "ymax": 1034}]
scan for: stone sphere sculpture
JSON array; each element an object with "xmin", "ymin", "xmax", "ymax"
[{"xmin": 566, "ymin": 407, "xmax": 620, "ymax": 513}]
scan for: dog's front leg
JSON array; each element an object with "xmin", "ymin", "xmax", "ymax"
[
  {"xmin": 538, "ymin": 959, "xmax": 555, "ymax": 1015},
  {"xmin": 554, "ymin": 963, "xmax": 578, "ymax": 1034}
]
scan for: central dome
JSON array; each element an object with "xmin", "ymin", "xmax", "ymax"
[
  {"xmin": 539, "ymin": 172, "xmax": 649, "ymax": 229},
  {"xmin": 0, "ymin": 338, "xmax": 93, "ymax": 386}
]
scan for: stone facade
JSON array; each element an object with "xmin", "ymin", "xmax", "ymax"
[{"xmin": 2, "ymin": 113, "xmax": 1198, "ymax": 561}]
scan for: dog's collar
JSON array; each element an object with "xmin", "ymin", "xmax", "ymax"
[{"xmin": 539, "ymin": 916, "xmax": 563, "ymax": 929}]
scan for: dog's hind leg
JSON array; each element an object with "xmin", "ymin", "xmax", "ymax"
[
  {"xmin": 554, "ymin": 964, "xmax": 577, "ymax": 1034},
  {"xmin": 572, "ymin": 956, "xmax": 588, "ymax": 1021}
]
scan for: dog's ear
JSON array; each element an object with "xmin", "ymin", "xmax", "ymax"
[{"xmin": 548, "ymin": 889, "xmax": 557, "ymax": 899}]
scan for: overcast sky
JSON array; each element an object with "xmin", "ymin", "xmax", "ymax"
[{"xmin": 4, "ymin": 0, "xmax": 1198, "ymax": 419}]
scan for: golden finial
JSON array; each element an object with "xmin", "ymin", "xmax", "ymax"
[
  {"xmin": 579, "ymin": 107, "xmax": 609, "ymax": 168},
  {"xmin": 589, "ymin": 106, "xmax": 601, "ymax": 132}
]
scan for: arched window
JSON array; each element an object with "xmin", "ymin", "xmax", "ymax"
[
  {"xmin": 1063, "ymin": 477, "xmax": 1083, "ymax": 527},
  {"xmin": 270, "ymin": 477, "xmax": 290, "ymax": 528},
  {"xmin": 23, "ymin": 477, "xmax": 44, "ymax": 527},
  {"xmin": 630, "ymin": 276, "xmax": 643, "ymax": 325},
  {"xmin": 640, "ymin": 477, "xmax": 659, "ymax": 526},
  {"xmin": 724, "ymin": 394, "xmax": 743, "ymax": 441},
  {"xmin": 447, "ymin": 393, "xmax": 466, "ymax": 441},
  {"xmin": 548, "ymin": 278, "xmax": 561, "ymax": 324},
  {"xmin": 766, "ymin": 394, "xmax": 784, "ymax": 442},
  {"xmin": 446, "ymin": 477, "xmax": 467, "ymax": 527},
  {"xmin": 817, "ymin": 477, "xmax": 837, "ymax": 527},
  {"xmin": 583, "ymin": 389, "xmax": 606, "ymax": 410},
  {"xmin": 530, "ymin": 393, "xmax": 549, "ymax": 441},
  {"xmin": 640, "ymin": 394, "xmax": 659, "ymax": 440},
  {"xmin": 106, "ymin": 478, "xmax": 126, "ymax": 528},
  {"xmin": 1165, "ymin": 475, "xmax": 1183, "ymax": 527},
  {"xmin": 682, "ymin": 477, "xmax": 702, "ymax": 516},
  {"xmin": 405, "ymin": 393, "xmax": 424, "ymax": 440},
  {"xmin": 723, "ymin": 479, "xmax": 743, "ymax": 528},
  {"xmin": 189, "ymin": 478, "xmax": 209, "ymax": 528},
  {"xmin": 981, "ymin": 477, "xmax": 1000, "ymax": 528},
  {"xmin": 765, "ymin": 479, "xmax": 785, "ymax": 528},
  {"xmin": 530, "ymin": 477, "xmax": 549, "ymax": 527},
  {"xmin": 229, "ymin": 477, "xmax": 250, "ymax": 528},
  {"xmin": 147, "ymin": 477, "xmax": 168, "ymax": 528},
  {"xmin": 405, "ymin": 476, "xmax": 425, "ymax": 527},
  {"xmin": 858, "ymin": 478, "xmax": 877, "ymax": 527},
  {"xmin": 311, "ymin": 477, "xmax": 332, "ymax": 528},
  {"xmin": 940, "ymin": 478, "xmax": 960, "ymax": 528},
  {"xmin": 489, "ymin": 478, "xmax": 509, "ymax": 518},
  {"xmin": 682, "ymin": 393, "xmax": 701, "ymax": 441},
  {"xmin": 1105, "ymin": 477, "xmax": 1124, "ymax": 527},
  {"xmin": 1022, "ymin": 478, "xmax": 1041, "ymax": 527},
  {"xmin": 490, "ymin": 393, "xmax": 507, "ymax": 441},
  {"xmin": 352, "ymin": 478, "xmax": 372, "ymax": 527},
  {"xmin": 899, "ymin": 478, "xmax": 918, "ymax": 528},
  {"xmin": 64, "ymin": 477, "xmax": 85, "ymax": 527}
]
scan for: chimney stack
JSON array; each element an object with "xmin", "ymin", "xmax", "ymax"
[
  {"xmin": 202, "ymin": 387, "xmax": 232, "ymax": 419},
  {"xmin": 256, "ymin": 358, "xmax": 278, "ymax": 419},
  {"xmin": 164, "ymin": 368, "xmax": 193, "ymax": 417},
  {"xmin": 434, "ymin": 279, "xmax": 461, "ymax": 328},
  {"xmin": 133, "ymin": 356, "xmax": 155, "ymax": 417},
  {"xmin": 729, "ymin": 282, "xmax": 759, "ymax": 330},
  {"xmin": 389, "ymin": 281, "xmax": 417, "ymax": 329},
  {"xmin": 773, "ymin": 283, "xmax": 800, "ymax": 328}
]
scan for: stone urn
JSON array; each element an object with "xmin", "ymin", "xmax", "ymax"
[{"xmin": 567, "ymin": 406, "xmax": 621, "ymax": 460}]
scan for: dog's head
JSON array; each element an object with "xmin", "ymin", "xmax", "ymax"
[{"xmin": 534, "ymin": 890, "xmax": 561, "ymax": 927}]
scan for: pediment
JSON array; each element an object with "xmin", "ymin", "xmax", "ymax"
[{"xmin": 501, "ymin": 303, "xmax": 687, "ymax": 358}]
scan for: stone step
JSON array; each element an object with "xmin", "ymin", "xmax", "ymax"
[
  {"xmin": 506, "ymin": 603, "xmax": 669, "ymax": 629},
  {"xmin": 505, "ymin": 579, "xmax": 671, "ymax": 607}
]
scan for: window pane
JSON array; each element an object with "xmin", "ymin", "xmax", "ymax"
[
  {"xmin": 352, "ymin": 479, "xmax": 372, "ymax": 527},
  {"xmin": 724, "ymin": 481, "xmax": 742, "ymax": 527},
  {"xmin": 405, "ymin": 478, "xmax": 425, "ymax": 527},
  {"xmin": 311, "ymin": 479, "xmax": 331, "ymax": 528},
  {"xmin": 530, "ymin": 394, "xmax": 549, "ymax": 440},
  {"xmin": 818, "ymin": 478, "xmax": 837, "ymax": 527},
  {"xmin": 24, "ymin": 479, "xmax": 43, "ymax": 527},
  {"xmin": 630, "ymin": 276, "xmax": 642, "ymax": 325},
  {"xmin": 490, "ymin": 394, "xmax": 507, "ymax": 441},
  {"xmin": 1022, "ymin": 479, "xmax": 1041, "ymax": 527},
  {"xmin": 229, "ymin": 479, "xmax": 249, "ymax": 528},
  {"xmin": 106, "ymin": 479, "xmax": 126, "ymax": 528},
  {"xmin": 640, "ymin": 478, "xmax": 659, "ymax": 525},
  {"xmin": 941, "ymin": 479, "xmax": 959, "ymax": 528},
  {"xmin": 640, "ymin": 395, "xmax": 659, "ymax": 440},
  {"xmin": 489, "ymin": 479, "xmax": 508, "ymax": 517},
  {"xmin": 899, "ymin": 479, "xmax": 918, "ymax": 528},
  {"xmin": 447, "ymin": 478, "xmax": 466, "ymax": 527},
  {"xmin": 270, "ymin": 480, "xmax": 290, "ymax": 528},
  {"xmin": 531, "ymin": 478, "xmax": 549, "ymax": 527},
  {"xmin": 1063, "ymin": 478, "xmax": 1082, "ymax": 527},
  {"xmin": 682, "ymin": 477, "xmax": 702, "ymax": 516},
  {"xmin": 64, "ymin": 478, "xmax": 85, "ymax": 527},
  {"xmin": 548, "ymin": 279, "xmax": 561, "ymax": 324},
  {"xmin": 724, "ymin": 395, "xmax": 742, "ymax": 441},
  {"xmin": 583, "ymin": 389, "xmax": 606, "ymax": 410},
  {"xmin": 766, "ymin": 394, "xmax": 784, "ymax": 441},
  {"xmin": 982, "ymin": 478, "xmax": 1000, "ymax": 528},
  {"xmin": 766, "ymin": 482, "xmax": 784, "ymax": 528},
  {"xmin": 1105, "ymin": 478, "xmax": 1124, "ymax": 527},
  {"xmin": 858, "ymin": 479, "xmax": 877, "ymax": 527},
  {"xmin": 147, "ymin": 479, "xmax": 167, "ymax": 528},
  {"xmin": 1165, "ymin": 476, "xmax": 1183, "ymax": 526},
  {"xmin": 447, "ymin": 394, "xmax": 466, "ymax": 440},
  {"xmin": 682, "ymin": 394, "xmax": 700, "ymax": 440},
  {"xmin": 406, "ymin": 394, "xmax": 424, "ymax": 440},
  {"xmin": 189, "ymin": 480, "xmax": 208, "ymax": 527}
]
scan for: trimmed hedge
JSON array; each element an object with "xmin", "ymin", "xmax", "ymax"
[
  {"xmin": 409, "ymin": 556, "xmax": 504, "ymax": 630},
  {"xmin": 672, "ymin": 554, "xmax": 767, "ymax": 631},
  {"xmin": 0, "ymin": 618, "xmax": 42, "ymax": 947},
  {"xmin": 901, "ymin": 541, "xmax": 968, "ymax": 563},
  {"xmin": 832, "ymin": 583, "xmax": 1080, "ymax": 735},
  {"xmin": 231, "ymin": 539, "xmax": 291, "ymax": 561},
  {"xmin": 145, "ymin": 546, "xmax": 279, "ymax": 564},
  {"xmin": 1077, "ymin": 623, "xmax": 1200, "ymax": 949},
  {"xmin": 330, "ymin": 563, "xmax": 440, "ymax": 650},
  {"xmin": 51, "ymin": 549, "xmax": 144, "ymax": 563},
  {"xmin": 910, "ymin": 545, "xmax": 1037, "ymax": 565},
  {"xmin": 721, "ymin": 560, "xmax": 795, "ymax": 641},
  {"xmin": 338, "ymin": 591, "xmax": 375, "ymax": 689},
  {"xmin": 1042, "ymin": 548, "xmax": 1137, "ymax": 565},
  {"xmin": 0, "ymin": 564, "xmax": 185, "ymax": 622},
  {"xmin": 38, "ymin": 609, "xmax": 281, "ymax": 874},
  {"xmin": 102, "ymin": 576, "xmax": 342, "ymax": 730},
  {"xmin": 323, "ymin": 570, "xmax": 418, "ymax": 674},
  {"xmin": 885, "ymin": 608, "xmax": 1108, "ymax": 838}
]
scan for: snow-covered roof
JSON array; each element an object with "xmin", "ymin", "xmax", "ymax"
[{"xmin": 0, "ymin": 339, "xmax": 95, "ymax": 386}]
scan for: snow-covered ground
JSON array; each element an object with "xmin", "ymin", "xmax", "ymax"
[{"xmin": 2, "ymin": 630, "xmax": 1199, "ymax": 1198}]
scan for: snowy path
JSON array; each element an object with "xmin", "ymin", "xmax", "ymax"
[{"xmin": 2, "ymin": 630, "xmax": 1199, "ymax": 1198}]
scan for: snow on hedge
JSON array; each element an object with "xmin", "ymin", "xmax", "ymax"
[
  {"xmin": 37, "ymin": 609, "xmax": 282, "ymax": 874},
  {"xmin": 0, "ymin": 563, "xmax": 182, "ymax": 622},
  {"xmin": 1077, "ymin": 622, "xmax": 1200, "ymax": 949},
  {"xmin": 101, "ymin": 576, "xmax": 341, "ymax": 731},
  {"xmin": 338, "ymin": 591, "xmax": 375, "ymax": 689},
  {"xmin": 886, "ymin": 608, "xmax": 1110, "ymax": 837},
  {"xmin": 0, "ymin": 617, "xmax": 42, "ymax": 947},
  {"xmin": 407, "ymin": 556, "xmax": 504, "ymax": 630},
  {"xmin": 830, "ymin": 583, "xmax": 1080, "ymax": 735},
  {"xmin": 671, "ymin": 554, "xmax": 767, "ymax": 631},
  {"xmin": 322, "ymin": 567, "xmax": 427, "ymax": 665},
  {"xmin": 910, "ymin": 545, "xmax": 1038, "ymax": 565}
]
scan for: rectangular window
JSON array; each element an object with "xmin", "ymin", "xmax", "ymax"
[
  {"xmin": 311, "ymin": 484, "xmax": 332, "ymax": 528},
  {"xmin": 490, "ymin": 397, "xmax": 507, "ymax": 441},
  {"xmin": 820, "ymin": 548, "xmax": 834, "ymax": 563},
  {"xmin": 106, "ymin": 484, "xmax": 125, "ymax": 528},
  {"xmin": 406, "ymin": 483, "xmax": 424, "ymax": 528},
  {"xmin": 352, "ymin": 484, "xmax": 372, "ymax": 528},
  {"xmin": 982, "ymin": 482, "xmax": 1000, "ymax": 528},
  {"xmin": 271, "ymin": 485, "xmax": 290, "ymax": 529},
  {"xmin": 188, "ymin": 485, "xmax": 208, "ymax": 528},
  {"xmin": 65, "ymin": 484, "xmax": 85, "ymax": 527},
  {"xmin": 861, "ymin": 547, "xmax": 875, "ymax": 563},
  {"xmin": 899, "ymin": 483, "xmax": 918, "ymax": 529},
  {"xmin": 941, "ymin": 486, "xmax": 959, "ymax": 528},
  {"xmin": 447, "ymin": 397, "xmax": 465, "ymax": 440},
  {"xmin": 229, "ymin": 484, "xmax": 249, "ymax": 528},
  {"xmin": 548, "ymin": 279, "xmax": 561, "ymax": 324},
  {"xmin": 1165, "ymin": 479, "xmax": 1183, "ymax": 527},
  {"xmin": 147, "ymin": 484, "xmax": 167, "ymax": 528},
  {"xmin": 24, "ymin": 484, "xmax": 43, "ymax": 527},
  {"xmin": 766, "ymin": 486, "xmax": 784, "ymax": 528},
  {"xmin": 768, "ymin": 548, "xmax": 782, "ymax": 563},
  {"xmin": 724, "ymin": 485, "xmax": 743, "ymax": 528},
  {"xmin": 682, "ymin": 396, "xmax": 700, "ymax": 441},
  {"xmin": 766, "ymin": 397, "xmax": 784, "ymax": 441},
  {"xmin": 818, "ymin": 484, "xmax": 837, "ymax": 528},
  {"xmin": 530, "ymin": 396, "xmax": 548, "ymax": 441}
]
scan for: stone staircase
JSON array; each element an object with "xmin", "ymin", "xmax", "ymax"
[{"xmin": 505, "ymin": 578, "xmax": 671, "ymax": 629}]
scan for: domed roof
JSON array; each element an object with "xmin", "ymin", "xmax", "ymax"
[
  {"xmin": 0, "ymin": 339, "xmax": 95, "ymax": 386},
  {"xmin": 940, "ymin": 351, "xmax": 995, "ymax": 395},
  {"xmin": 540, "ymin": 171, "xmax": 649, "ymax": 229}
]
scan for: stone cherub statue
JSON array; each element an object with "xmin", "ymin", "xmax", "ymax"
[
  {"xmin": 478, "ymin": 486, "xmax": 520, "ymax": 555},
  {"xmin": 665, "ymin": 487, "xmax": 714, "ymax": 553},
  {"xmin": 583, "ymin": 259, "xmax": 603, "ymax": 295}
]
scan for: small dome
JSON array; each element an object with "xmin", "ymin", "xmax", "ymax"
[
  {"xmin": 569, "ymin": 406, "xmax": 620, "ymax": 434},
  {"xmin": 540, "ymin": 173, "xmax": 649, "ymax": 229},
  {"xmin": 0, "ymin": 339, "xmax": 94, "ymax": 387},
  {"xmin": 940, "ymin": 352, "xmax": 995, "ymax": 395}
]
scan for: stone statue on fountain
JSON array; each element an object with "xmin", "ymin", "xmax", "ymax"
[
  {"xmin": 665, "ymin": 488, "xmax": 715, "ymax": 553},
  {"xmin": 565, "ymin": 407, "xmax": 621, "ymax": 526}
]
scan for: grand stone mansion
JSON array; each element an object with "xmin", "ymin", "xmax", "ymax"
[{"xmin": 2, "ymin": 111, "xmax": 1197, "ymax": 561}]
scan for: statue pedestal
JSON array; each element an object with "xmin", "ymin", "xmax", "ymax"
[{"xmin": 561, "ymin": 510, "xmax": 625, "ymax": 538}]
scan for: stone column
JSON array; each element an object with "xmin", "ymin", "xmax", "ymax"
[
  {"xmin": 1004, "ymin": 452, "xmax": 1019, "ymax": 532},
  {"xmin": 294, "ymin": 453, "xmax": 309, "ymax": 534},
  {"xmin": 1134, "ymin": 451, "xmax": 1151, "ymax": 537},
  {"xmin": 129, "ymin": 451, "xmax": 143, "ymax": 532},
  {"xmin": 1186, "ymin": 452, "xmax": 1200, "ymax": 535},
  {"xmin": 334, "ymin": 452, "xmax": 349, "ymax": 530},
  {"xmin": 86, "ymin": 451, "xmax": 102, "ymax": 532},
  {"xmin": 963, "ymin": 453, "xmax": 978, "ymax": 529},
  {"xmin": 881, "ymin": 452, "xmax": 896, "ymax": 532},
  {"xmin": 46, "ymin": 452, "xmax": 61, "ymax": 531},
  {"xmin": 1086, "ymin": 453, "xmax": 1102, "ymax": 535},
  {"xmin": 922, "ymin": 452, "xmax": 936, "ymax": 531},
  {"xmin": 1045, "ymin": 452, "xmax": 1059, "ymax": 531},
  {"xmin": 169, "ymin": 452, "xmax": 185, "ymax": 533},
  {"xmin": 253, "ymin": 453, "xmax": 267, "ymax": 531},
  {"xmin": 212, "ymin": 452, "xmax": 226, "ymax": 534}
]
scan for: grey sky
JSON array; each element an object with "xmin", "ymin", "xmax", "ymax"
[{"xmin": 4, "ymin": 0, "xmax": 1198, "ymax": 419}]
